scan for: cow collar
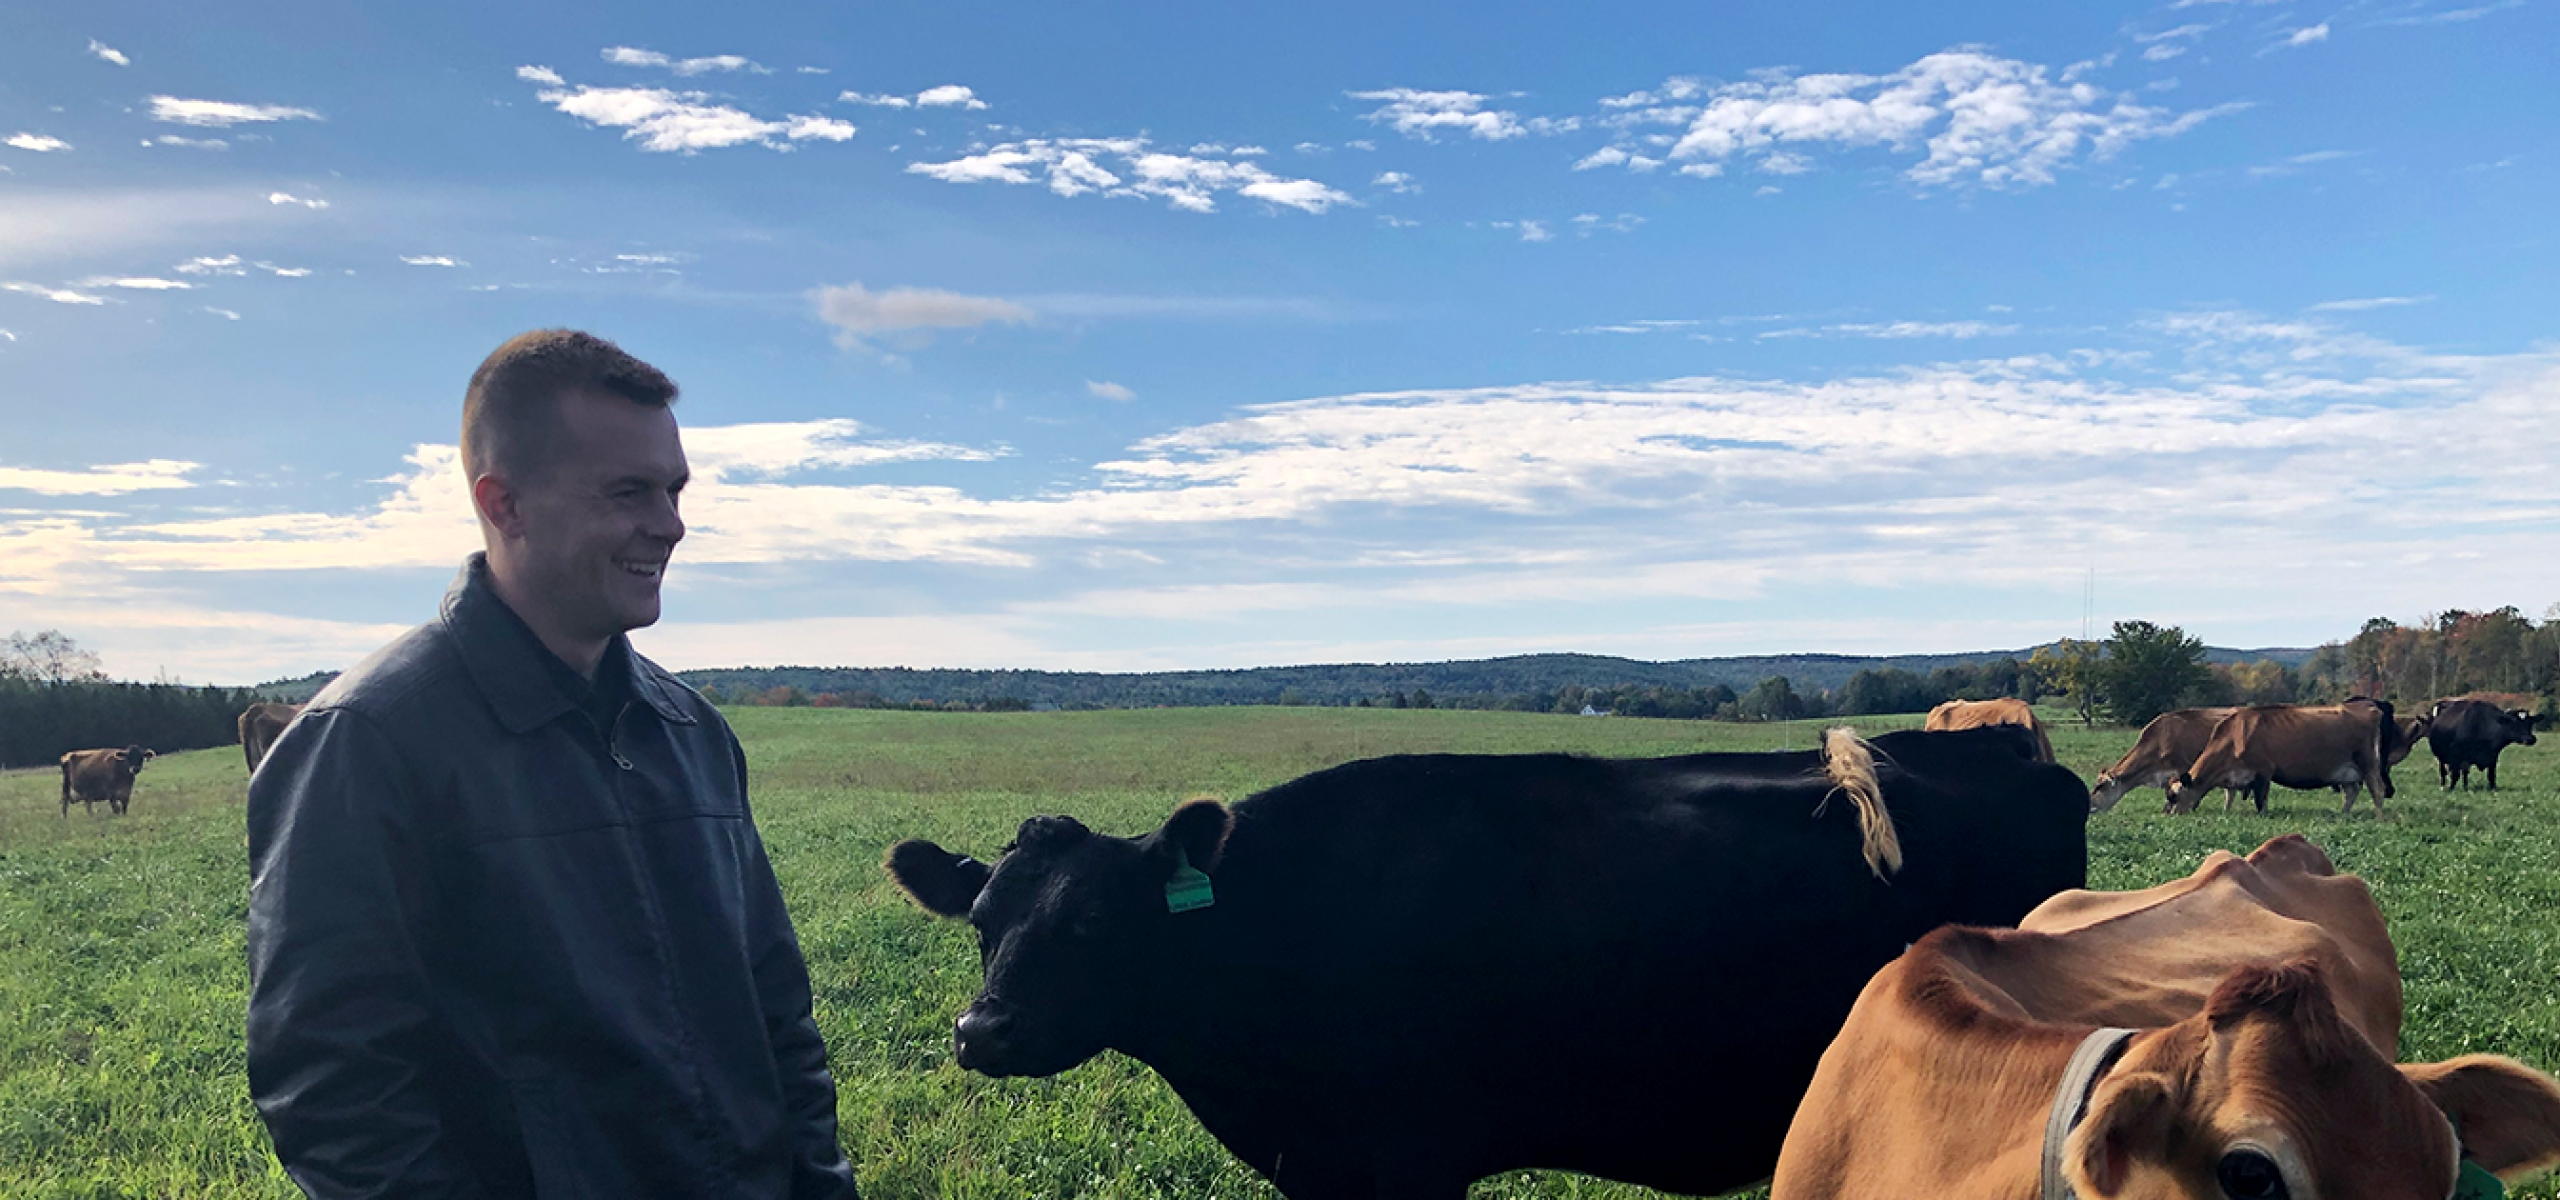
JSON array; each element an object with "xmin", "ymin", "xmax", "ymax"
[{"xmin": 2041, "ymin": 1026, "xmax": 2139, "ymax": 1200}]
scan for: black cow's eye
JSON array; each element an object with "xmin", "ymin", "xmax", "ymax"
[{"xmin": 2216, "ymin": 1148, "xmax": 2288, "ymax": 1200}]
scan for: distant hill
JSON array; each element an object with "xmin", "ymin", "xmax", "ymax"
[
  {"xmin": 677, "ymin": 644, "xmax": 2313, "ymax": 710},
  {"xmin": 247, "ymin": 671, "xmax": 340, "ymax": 703}
]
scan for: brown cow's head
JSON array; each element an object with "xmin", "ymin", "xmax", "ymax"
[
  {"xmin": 2065, "ymin": 959, "xmax": 2560, "ymax": 1200},
  {"xmin": 886, "ymin": 799, "xmax": 1234, "ymax": 1079}
]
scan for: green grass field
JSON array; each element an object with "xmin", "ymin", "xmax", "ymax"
[{"xmin": 1, "ymin": 706, "xmax": 2553, "ymax": 1198}]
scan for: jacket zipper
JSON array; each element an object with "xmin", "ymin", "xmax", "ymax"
[{"xmin": 606, "ymin": 701, "xmax": 635, "ymax": 770}]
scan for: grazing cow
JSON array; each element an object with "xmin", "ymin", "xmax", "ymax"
[
  {"xmin": 1923, "ymin": 697, "xmax": 2054, "ymax": 762},
  {"xmin": 1773, "ymin": 836, "xmax": 2560, "ymax": 1200},
  {"xmin": 2089, "ymin": 706, "xmax": 2237, "ymax": 812},
  {"xmin": 237, "ymin": 702, "xmax": 302, "ymax": 774},
  {"xmin": 887, "ymin": 726, "xmax": 2089, "ymax": 1198},
  {"xmin": 2165, "ymin": 699, "xmax": 2400, "ymax": 816},
  {"xmin": 60, "ymin": 745, "xmax": 154, "ymax": 816},
  {"xmin": 2429, "ymin": 698, "xmax": 2538, "ymax": 790}
]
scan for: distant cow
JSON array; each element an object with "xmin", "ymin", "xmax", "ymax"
[
  {"xmin": 1922, "ymin": 697, "xmax": 2053, "ymax": 762},
  {"xmin": 2430, "ymin": 697, "xmax": 2538, "ymax": 790},
  {"xmin": 1772, "ymin": 836, "xmax": 2560, "ymax": 1199},
  {"xmin": 60, "ymin": 745, "xmax": 155, "ymax": 816},
  {"xmin": 2089, "ymin": 706, "xmax": 2237, "ymax": 812},
  {"xmin": 238, "ymin": 702, "xmax": 303, "ymax": 774},
  {"xmin": 2165, "ymin": 699, "xmax": 2400, "ymax": 815},
  {"xmin": 887, "ymin": 726, "xmax": 2089, "ymax": 1198}
]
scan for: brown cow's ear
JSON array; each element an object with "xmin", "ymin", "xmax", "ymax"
[
  {"xmin": 1153, "ymin": 798, "xmax": 1233, "ymax": 871},
  {"xmin": 2403, "ymin": 1055, "xmax": 2560, "ymax": 1179},
  {"xmin": 2067, "ymin": 1072, "xmax": 2177, "ymax": 1198},
  {"xmin": 884, "ymin": 840, "xmax": 992, "ymax": 918}
]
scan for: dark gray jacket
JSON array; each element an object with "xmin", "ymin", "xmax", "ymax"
[{"xmin": 247, "ymin": 556, "xmax": 858, "ymax": 1200}]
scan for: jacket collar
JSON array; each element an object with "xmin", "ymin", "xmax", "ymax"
[{"xmin": 441, "ymin": 553, "xmax": 695, "ymax": 734}]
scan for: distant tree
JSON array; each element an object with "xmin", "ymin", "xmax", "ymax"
[
  {"xmin": 2099, "ymin": 620, "xmax": 2210, "ymax": 727},
  {"xmin": 2227, "ymin": 660, "xmax": 2296, "ymax": 706},
  {"xmin": 2029, "ymin": 639, "xmax": 2106, "ymax": 727},
  {"xmin": 983, "ymin": 696, "xmax": 1031, "ymax": 712},
  {"xmin": 1409, "ymin": 688, "xmax": 1434, "ymax": 710},
  {"xmin": 1390, "ymin": 691, "xmax": 1409, "ymax": 710},
  {"xmin": 758, "ymin": 685, "xmax": 807, "ymax": 707},
  {"xmin": 1735, "ymin": 675, "xmax": 1804, "ymax": 722},
  {"xmin": 810, "ymin": 692, "xmax": 846, "ymax": 708},
  {"xmin": 1839, "ymin": 668, "xmax": 1933, "ymax": 716},
  {"xmin": 0, "ymin": 630, "xmax": 107, "ymax": 684}
]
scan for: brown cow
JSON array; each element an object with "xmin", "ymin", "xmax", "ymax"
[
  {"xmin": 1773, "ymin": 836, "xmax": 2560, "ymax": 1200},
  {"xmin": 60, "ymin": 745, "xmax": 154, "ymax": 816},
  {"xmin": 2165, "ymin": 699, "xmax": 2400, "ymax": 816},
  {"xmin": 2090, "ymin": 707, "xmax": 2237, "ymax": 812},
  {"xmin": 238, "ymin": 702, "xmax": 303, "ymax": 774},
  {"xmin": 1923, "ymin": 697, "xmax": 2054, "ymax": 763}
]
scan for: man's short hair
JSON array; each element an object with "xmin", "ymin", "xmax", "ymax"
[{"xmin": 461, "ymin": 330, "xmax": 678, "ymax": 483}]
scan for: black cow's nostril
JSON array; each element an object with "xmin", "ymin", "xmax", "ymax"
[{"xmin": 953, "ymin": 1007, "xmax": 1013, "ymax": 1070}]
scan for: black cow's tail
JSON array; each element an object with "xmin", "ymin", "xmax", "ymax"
[{"xmin": 1823, "ymin": 728, "xmax": 1902, "ymax": 880}]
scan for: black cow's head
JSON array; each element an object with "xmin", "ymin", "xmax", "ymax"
[
  {"xmin": 119, "ymin": 745, "xmax": 154, "ymax": 773},
  {"xmin": 886, "ymin": 799, "xmax": 1233, "ymax": 1078},
  {"xmin": 2504, "ymin": 709, "xmax": 2540, "ymax": 747}
]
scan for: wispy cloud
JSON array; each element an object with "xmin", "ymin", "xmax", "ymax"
[
  {"xmin": 6, "ymin": 134, "xmax": 73, "ymax": 153},
  {"xmin": 202, "ymin": 306, "xmax": 241, "ymax": 320},
  {"xmin": 1762, "ymin": 320, "xmax": 2021, "ymax": 340},
  {"xmin": 266, "ymin": 191, "xmax": 329, "ymax": 209},
  {"xmin": 2309, "ymin": 295, "xmax": 2434, "ymax": 312},
  {"xmin": 2, "ymin": 282, "xmax": 108, "ymax": 305},
  {"xmin": 2261, "ymin": 23, "xmax": 2331, "ymax": 54},
  {"xmin": 2373, "ymin": 0, "xmax": 2524, "ymax": 24},
  {"xmin": 150, "ymin": 135, "xmax": 228, "ymax": 150},
  {"xmin": 399, "ymin": 255, "xmax": 464, "ymax": 267},
  {"xmin": 2247, "ymin": 148, "xmax": 2366, "ymax": 177},
  {"xmin": 516, "ymin": 65, "xmax": 564, "ymax": 86},
  {"xmin": 1574, "ymin": 145, "xmax": 1663, "ymax": 172},
  {"xmin": 0, "ymin": 460, "xmax": 194, "ymax": 495},
  {"xmin": 531, "ymin": 82, "xmax": 853, "ymax": 153},
  {"xmin": 601, "ymin": 46, "xmax": 767, "ymax": 76},
  {"xmin": 87, "ymin": 39, "xmax": 130, "ymax": 67},
  {"xmin": 908, "ymin": 138, "xmax": 1350, "ymax": 213},
  {"xmin": 1586, "ymin": 49, "xmax": 2245, "ymax": 189},
  {"xmin": 75, "ymin": 277, "xmax": 192, "ymax": 291},
  {"xmin": 1351, "ymin": 88, "xmax": 1531, "ymax": 141},
  {"xmin": 147, "ymin": 97, "xmax": 323, "ymax": 127},
  {"xmin": 811, "ymin": 283, "xmax": 1033, "ymax": 350},
  {"xmin": 1491, "ymin": 219, "xmax": 1554, "ymax": 242},
  {"xmin": 839, "ymin": 84, "xmax": 989, "ymax": 110},
  {"xmin": 1086, "ymin": 380, "xmax": 1137, "ymax": 402}
]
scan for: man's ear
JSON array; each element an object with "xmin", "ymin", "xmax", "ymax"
[
  {"xmin": 1148, "ymin": 798, "xmax": 1233, "ymax": 871},
  {"xmin": 2067, "ymin": 1072, "xmax": 2177, "ymax": 1198},
  {"xmin": 2403, "ymin": 1055, "xmax": 2560, "ymax": 1179},
  {"xmin": 471, "ymin": 472, "xmax": 526, "ymax": 540},
  {"xmin": 884, "ymin": 840, "xmax": 993, "ymax": 918}
]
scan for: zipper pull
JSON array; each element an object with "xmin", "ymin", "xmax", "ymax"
[{"xmin": 610, "ymin": 747, "xmax": 634, "ymax": 771}]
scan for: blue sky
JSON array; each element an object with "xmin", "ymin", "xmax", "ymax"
[{"xmin": 2, "ymin": 0, "xmax": 2555, "ymax": 683}]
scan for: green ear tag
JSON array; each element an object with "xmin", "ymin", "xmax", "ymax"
[
  {"xmin": 2453, "ymin": 1160, "xmax": 2505, "ymax": 1200},
  {"xmin": 1164, "ymin": 847, "xmax": 1215, "ymax": 914}
]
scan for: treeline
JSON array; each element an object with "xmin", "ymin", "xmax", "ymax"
[{"xmin": 0, "ymin": 677, "xmax": 262, "ymax": 770}]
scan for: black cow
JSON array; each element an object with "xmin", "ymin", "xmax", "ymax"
[
  {"xmin": 886, "ymin": 726, "xmax": 2089, "ymax": 1198},
  {"xmin": 2429, "ymin": 698, "xmax": 2538, "ymax": 790}
]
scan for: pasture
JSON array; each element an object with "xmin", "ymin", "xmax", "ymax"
[{"xmin": 0, "ymin": 706, "xmax": 2553, "ymax": 1198}]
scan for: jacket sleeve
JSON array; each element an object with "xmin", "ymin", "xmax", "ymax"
[
  {"xmin": 729, "ymin": 728, "xmax": 862, "ymax": 1200},
  {"xmin": 247, "ymin": 707, "xmax": 483, "ymax": 1200}
]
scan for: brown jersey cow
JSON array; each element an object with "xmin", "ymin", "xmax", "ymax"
[
  {"xmin": 2165, "ymin": 700, "xmax": 2400, "ymax": 816},
  {"xmin": 238, "ymin": 702, "xmax": 303, "ymax": 774},
  {"xmin": 2089, "ymin": 707, "xmax": 2238, "ymax": 812},
  {"xmin": 1922, "ymin": 698, "xmax": 2053, "ymax": 763},
  {"xmin": 1773, "ymin": 836, "xmax": 2560, "ymax": 1200},
  {"xmin": 60, "ymin": 745, "xmax": 154, "ymax": 816}
]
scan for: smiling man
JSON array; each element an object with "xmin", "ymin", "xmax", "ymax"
[{"xmin": 245, "ymin": 331, "xmax": 860, "ymax": 1199}]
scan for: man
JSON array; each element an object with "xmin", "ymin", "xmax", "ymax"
[{"xmin": 247, "ymin": 330, "xmax": 860, "ymax": 1199}]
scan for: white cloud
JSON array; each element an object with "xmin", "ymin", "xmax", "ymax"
[
  {"xmin": 257, "ymin": 262, "xmax": 310, "ymax": 277},
  {"xmin": 2247, "ymin": 148, "xmax": 2366, "ymax": 178},
  {"xmin": 1372, "ymin": 171, "xmax": 1420, "ymax": 193},
  {"xmin": 176, "ymin": 255, "xmax": 245, "ymax": 276},
  {"xmin": 811, "ymin": 282, "xmax": 1033, "ymax": 349},
  {"xmin": 908, "ymin": 138, "xmax": 1351, "ymax": 214},
  {"xmin": 533, "ymin": 84, "xmax": 854, "ymax": 153},
  {"xmin": 1601, "ymin": 78, "xmax": 1704, "ymax": 109},
  {"xmin": 1676, "ymin": 162, "xmax": 1724, "ymax": 179},
  {"xmin": 0, "ymin": 329, "xmax": 15, "ymax": 341},
  {"xmin": 1756, "ymin": 152, "xmax": 1813, "ymax": 175},
  {"xmin": 2, "ymin": 282, "xmax": 107, "ymax": 305},
  {"xmin": 88, "ymin": 40, "xmax": 130, "ymax": 67},
  {"xmin": 2285, "ymin": 23, "xmax": 2330, "ymax": 45},
  {"xmin": 915, "ymin": 84, "xmax": 987, "ymax": 109},
  {"xmin": 76, "ymin": 277, "xmax": 192, "ymax": 290},
  {"xmin": 1492, "ymin": 219, "xmax": 1553, "ymax": 242},
  {"xmin": 202, "ymin": 306, "xmax": 241, "ymax": 320},
  {"xmin": 1762, "ymin": 320, "xmax": 2021, "ymax": 340},
  {"xmin": 7, "ymin": 134, "xmax": 72, "ymax": 153},
  {"xmin": 2135, "ymin": 23, "xmax": 2216, "ymax": 43},
  {"xmin": 399, "ymin": 255, "xmax": 464, "ymax": 267},
  {"xmin": 2143, "ymin": 44, "xmax": 2191, "ymax": 61},
  {"xmin": 1570, "ymin": 213, "xmax": 1645, "ymax": 236},
  {"xmin": 1573, "ymin": 145, "xmax": 1662, "ymax": 172},
  {"xmin": 797, "ymin": 66, "xmax": 830, "ymax": 75},
  {"xmin": 516, "ymin": 65, "xmax": 565, "ymax": 86},
  {"xmin": 149, "ymin": 135, "xmax": 228, "ymax": 150},
  {"xmin": 266, "ymin": 191, "xmax": 329, "ymax": 209},
  {"xmin": 1350, "ymin": 88, "xmax": 1530, "ymax": 141},
  {"xmin": 601, "ymin": 46, "xmax": 766, "ymax": 76},
  {"xmin": 1586, "ymin": 49, "xmax": 2240, "ymax": 189},
  {"xmin": 839, "ymin": 92, "xmax": 913, "ymax": 108},
  {"xmin": 2309, "ymin": 295, "xmax": 2434, "ymax": 312},
  {"xmin": 2375, "ymin": 1, "xmax": 2524, "ymax": 24},
  {"xmin": 1086, "ymin": 380, "xmax": 1137, "ymax": 402},
  {"xmin": 147, "ymin": 97, "xmax": 322, "ymax": 127},
  {"xmin": 0, "ymin": 460, "xmax": 194, "ymax": 495}
]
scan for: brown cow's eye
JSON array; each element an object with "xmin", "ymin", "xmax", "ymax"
[{"xmin": 2216, "ymin": 1148, "xmax": 2287, "ymax": 1200}]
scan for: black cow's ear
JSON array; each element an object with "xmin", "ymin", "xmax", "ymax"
[
  {"xmin": 1152, "ymin": 797, "xmax": 1234, "ymax": 871},
  {"xmin": 885, "ymin": 840, "xmax": 993, "ymax": 918}
]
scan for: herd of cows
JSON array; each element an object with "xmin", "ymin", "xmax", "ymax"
[{"xmin": 36, "ymin": 695, "xmax": 2560, "ymax": 1196}]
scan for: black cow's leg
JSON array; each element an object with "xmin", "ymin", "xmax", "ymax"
[{"xmin": 2486, "ymin": 760, "xmax": 2499, "ymax": 790}]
